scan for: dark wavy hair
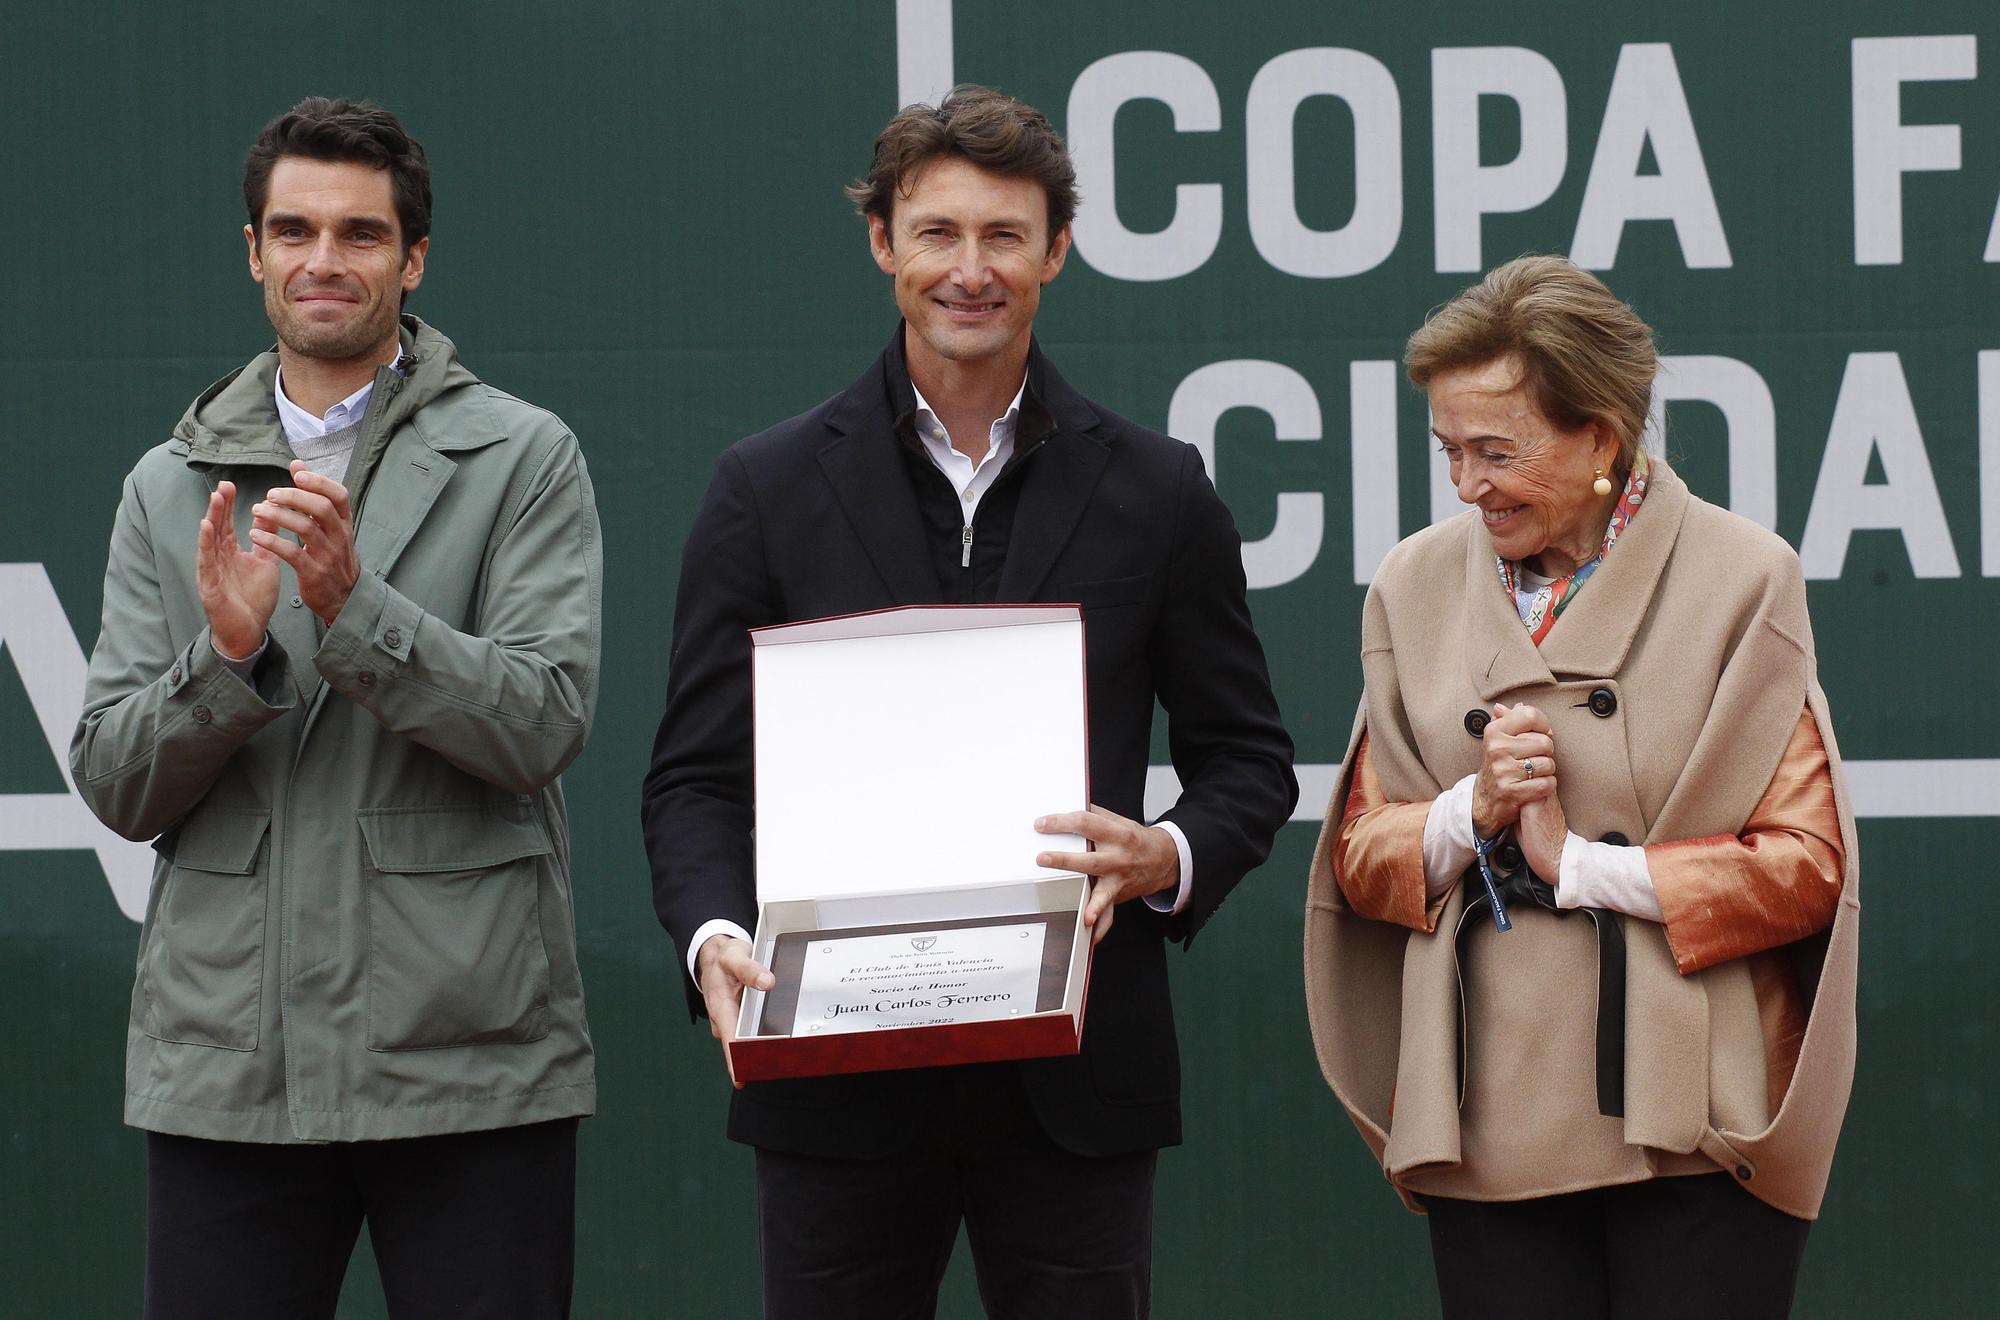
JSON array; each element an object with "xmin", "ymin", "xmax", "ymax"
[
  {"xmin": 846, "ymin": 84, "xmax": 1079, "ymax": 241},
  {"xmin": 243, "ymin": 97, "xmax": 431, "ymax": 250}
]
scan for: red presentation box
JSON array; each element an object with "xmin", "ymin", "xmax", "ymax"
[{"xmin": 727, "ymin": 605, "xmax": 1094, "ymax": 1085}]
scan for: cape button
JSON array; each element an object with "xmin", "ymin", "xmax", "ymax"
[
  {"xmin": 1587, "ymin": 687, "xmax": 1618, "ymax": 718},
  {"xmin": 385, "ymin": 627, "xmax": 402, "ymax": 649},
  {"xmin": 1599, "ymin": 831, "xmax": 1630, "ymax": 848},
  {"xmin": 1463, "ymin": 708, "xmax": 1491, "ymax": 738},
  {"xmin": 191, "ymin": 705, "xmax": 211, "ymax": 724},
  {"xmin": 358, "ymin": 671, "xmax": 376, "ymax": 687}
]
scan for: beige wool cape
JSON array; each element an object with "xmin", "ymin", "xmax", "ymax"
[{"xmin": 1304, "ymin": 459, "xmax": 1860, "ymax": 1218}]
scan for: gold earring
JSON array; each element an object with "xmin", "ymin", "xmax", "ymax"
[{"xmin": 1592, "ymin": 468, "xmax": 1614, "ymax": 496}]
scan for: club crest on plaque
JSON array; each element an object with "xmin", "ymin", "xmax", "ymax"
[{"xmin": 911, "ymin": 936, "xmax": 937, "ymax": 952}]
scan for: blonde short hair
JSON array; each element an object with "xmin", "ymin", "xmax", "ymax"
[{"xmin": 1404, "ymin": 255, "xmax": 1658, "ymax": 476}]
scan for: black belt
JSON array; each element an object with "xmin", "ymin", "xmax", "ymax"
[{"xmin": 1455, "ymin": 843, "xmax": 1628, "ymax": 1118}]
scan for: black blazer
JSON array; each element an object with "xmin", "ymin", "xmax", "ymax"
[{"xmin": 641, "ymin": 330, "xmax": 1296, "ymax": 1159}]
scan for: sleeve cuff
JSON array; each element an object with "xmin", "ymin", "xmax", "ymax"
[
  {"xmin": 316, "ymin": 572, "xmax": 422, "ymax": 684},
  {"xmin": 1422, "ymin": 775, "xmax": 1478, "ymax": 900},
  {"xmin": 178, "ymin": 629, "xmax": 293, "ymax": 723},
  {"xmin": 1557, "ymin": 832, "xmax": 1661, "ymax": 921},
  {"xmin": 687, "ymin": 918, "xmax": 756, "ymax": 983},
  {"xmin": 1143, "ymin": 820, "xmax": 1194, "ymax": 916}
]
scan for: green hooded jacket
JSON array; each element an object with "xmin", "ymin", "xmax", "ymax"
[{"xmin": 71, "ymin": 317, "xmax": 598, "ymax": 1142}]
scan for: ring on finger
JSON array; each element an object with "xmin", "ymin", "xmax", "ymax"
[{"xmin": 1521, "ymin": 757, "xmax": 1536, "ymax": 779}]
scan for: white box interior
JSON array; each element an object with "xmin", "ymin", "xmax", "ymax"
[
  {"xmin": 739, "ymin": 605, "xmax": 1094, "ymax": 1047},
  {"xmin": 752, "ymin": 606, "xmax": 1089, "ymax": 905}
]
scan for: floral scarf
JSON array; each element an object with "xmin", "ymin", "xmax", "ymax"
[{"xmin": 1495, "ymin": 450, "xmax": 1650, "ymax": 646}]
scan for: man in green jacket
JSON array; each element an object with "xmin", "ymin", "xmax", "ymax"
[{"xmin": 70, "ymin": 97, "xmax": 600, "ymax": 1318}]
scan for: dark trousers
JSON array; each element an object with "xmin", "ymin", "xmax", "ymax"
[
  {"xmin": 1425, "ymin": 1173, "xmax": 1812, "ymax": 1320},
  {"xmin": 754, "ymin": 1064, "xmax": 1157, "ymax": 1320},
  {"xmin": 144, "ymin": 1118, "xmax": 578, "ymax": 1320}
]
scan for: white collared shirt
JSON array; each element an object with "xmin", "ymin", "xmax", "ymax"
[
  {"xmin": 908, "ymin": 378, "xmax": 1024, "ymax": 523},
  {"xmin": 274, "ymin": 339, "xmax": 407, "ymax": 483},
  {"xmin": 274, "ymin": 366, "xmax": 375, "ymax": 446}
]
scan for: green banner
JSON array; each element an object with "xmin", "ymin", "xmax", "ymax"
[{"xmin": 2, "ymin": 3, "xmax": 1993, "ymax": 1314}]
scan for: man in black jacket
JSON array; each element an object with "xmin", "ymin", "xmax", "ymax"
[{"xmin": 640, "ymin": 84, "xmax": 1295, "ymax": 1319}]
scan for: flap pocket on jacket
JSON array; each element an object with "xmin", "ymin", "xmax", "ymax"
[
  {"xmin": 357, "ymin": 804, "xmax": 553, "ymax": 873},
  {"xmin": 143, "ymin": 807, "xmax": 270, "ymax": 1051},
  {"xmin": 359, "ymin": 805, "xmax": 554, "ymax": 1052},
  {"xmin": 157, "ymin": 806, "xmax": 272, "ymax": 874},
  {"xmin": 1056, "ymin": 573, "xmax": 1154, "ymax": 611}
]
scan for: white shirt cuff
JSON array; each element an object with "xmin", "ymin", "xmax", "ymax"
[
  {"xmin": 687, "ymin": 918, "xmax": 755, "ymax": 983},
  {"xmin": 1142, "ymin": 820, "xmax": 1194, "ymax": 916},
  {"xmin": 1421, "ymin": 775, "xmax": 1479, "ymax": 900},
  {"xmin": 1556, "ymin": 832, "xmax": 1662, "ymax": 922}
]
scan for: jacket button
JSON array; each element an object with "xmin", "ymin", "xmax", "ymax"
[
  {"xmin": 169, "ymin": 664, "xmax": 182, "ymax": 685},
  {"xmin": 1463, "ymin": 708, "xmax": 1491, "ymax": 738},
  {"xmin": 385, "ymin": 627, "xmax": 402, "ymax": 649},
  {"xmin": 291, "ymin": 595, "xmax": 303, "ymax": 608},
  {"xmin": 1735, "ymin": 1164, "xmax": 1752, "ymax": 1181},
  {"xmin": 191, "ymin": 705, "xmax": 211, "ymax": 724},
  {"xmin": 1600, "ymin": 831, "xmax": 1630, "ymax": 848},
  {"xmin": 358, "ymin": 671, "xmax": 376, "ymax": 687},
  {"xmin": 1588, "ymin": 687, "xmax": 1617, "ymax": 718},
  {"xmin": 1496, "ymin": 842, "xmax": 1523, "ymax": 870}
]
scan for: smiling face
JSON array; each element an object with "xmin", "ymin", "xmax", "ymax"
[
  {"xmin": 245, "ymin": 156, "xmax": 426, "ymax": 364},
  {"xmin": 868, "ymin": 155, "xmax": 1070, "ymax": 381},
  {"xmin": 1428, "ymin": 355, "xmax": 1623, "ymax": 577}
]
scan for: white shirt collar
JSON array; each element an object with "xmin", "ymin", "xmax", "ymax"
[
  {"xmin": 273, "ymin": 343, "xmax": 403, "ymax": 447},
  {"xmin": 908, "ymin": 375, "xmax": 1028, "ymax": 522},
  {"xmin": 909, "ymin": 375, "xmax": 1028, "ymax": 462}
]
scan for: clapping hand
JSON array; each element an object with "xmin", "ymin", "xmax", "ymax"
[
  {"xmin": 250, "ymin": 462, "xmax": 360, "ymax": 626},
  {"xmin": 195, "ymin": 480, "xmax": 278, "ymax": 660}
]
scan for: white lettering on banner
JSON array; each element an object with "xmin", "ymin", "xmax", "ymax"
[
  {"xmin": 0, "ymin": 564, "xmax": 152, "ymax": 920},
  {"xmin": 1348, "ymin": 360, "xmax": 1401, "ymax": 584},
  {"xmin": 1570, "ymin": 44, "xmax": 1732, "ymax": 270},
  {"xmin": 1191, "ymin": 349, "xmax": 2000, "ymax": 584},
  {"xmin": 1167, "ymin": 358, "xmax": 1413, "ymax": 587},
  {"xmin": 1066, "ymin": 42, "xmax": 1731, "ymax": 280},
  {"xmin": 1852, "ymin": 34, "xmax": 1978, "ymax": 265},
  {"xmin": 894, "ymin": 21, "xmax": 1989, "ymax": 277},
  {"xmin": 1799, "ymin": 352, "xmax": 1961, "ymax": 579},
  {"xmin": 1169, "ymin": 361, "xmax": 1323, "ymax": 589},
  {"xmin": 1646, "ymin": 356, "xmax": 1778, "ymax": 530},
  {"xmin": 1431, "ymin": 47, "xmax": 1569, "ymax": 274},
  {"xmin": 1148, "ymin": 762, "xmax": 2000, "ymax": 824},
  {"xmin": 1245, "ymin": 48, "xmax": 1403, "ymax": 278},
  {"xmin": 894, "ymin": 0, "xmax": 954, "ymax": 109},
  {"xmin": 1068, "ymin": 51, "xmax": 1224, "ymax": 282}
]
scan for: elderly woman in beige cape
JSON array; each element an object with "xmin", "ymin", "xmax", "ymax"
[{"xmin": 1305, "ymin": 256, "xmax": 1858, "ymax": 1319}]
